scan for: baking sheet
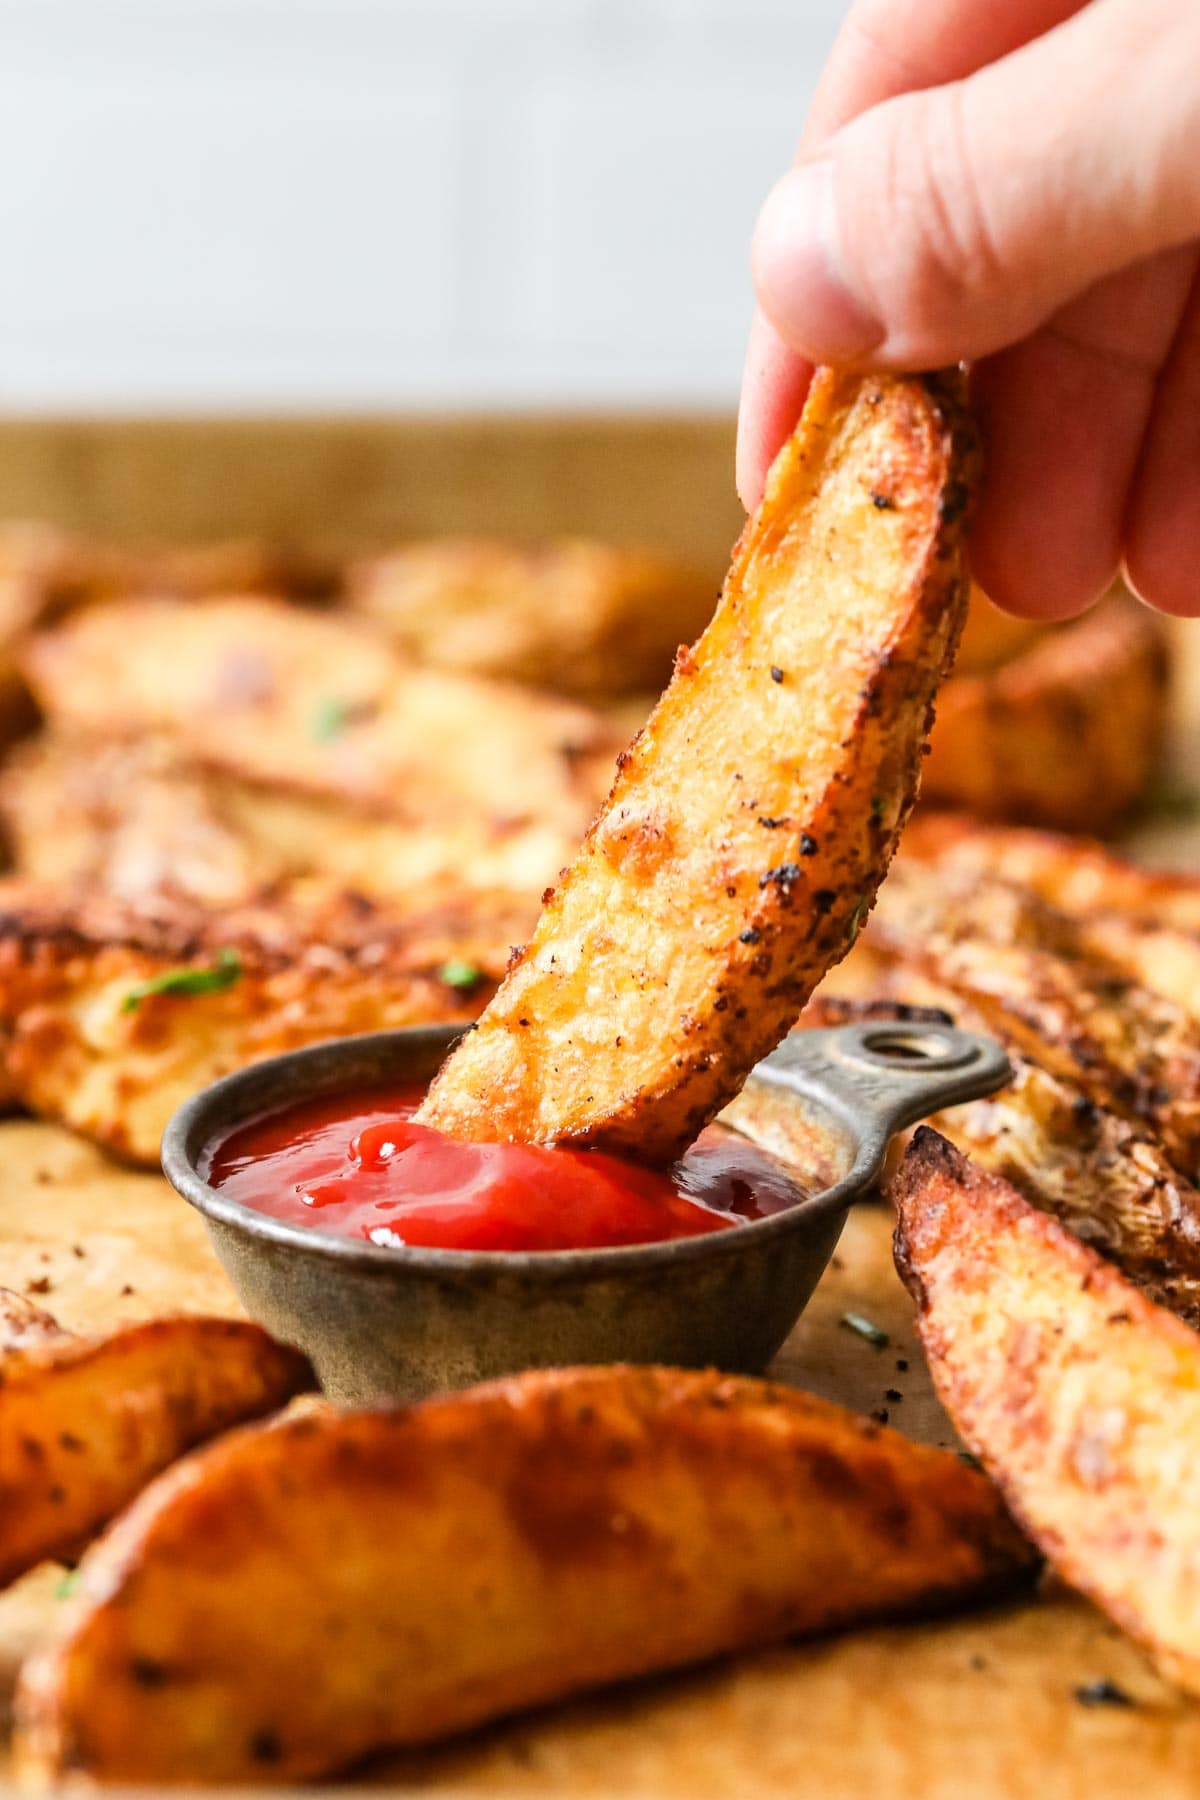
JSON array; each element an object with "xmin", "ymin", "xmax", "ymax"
[{"xmin": 0, "ymin": 423, "xmax": 1194, "ymax": 1796}]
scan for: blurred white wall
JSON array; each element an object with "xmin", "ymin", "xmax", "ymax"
[{"xmin": 0, "ymin": 1, "xmax": 845, "ymax": 412}]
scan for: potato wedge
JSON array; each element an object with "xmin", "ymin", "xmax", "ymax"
[
  {"xmin": 0, "ymin": 880, "xmax": 522, "ymax": 1163},
  {"xmin": 14, "ymin": 1363, "xmax": 1034, "ymax": 1785},
  {"xmin": 930, "ymin": 1061, "xmax": 1200, "ymax": 1327},
  {"xmin": 922, "ymin": 593, "xmax": 1168, "ymax": 831},
  {"xmin": 868, "ymin": 861, "xmax": 1200, "ymax": 1176},
  {"xmin": 902, "ymin": 813, "xmax": 1200, "ymax": 933},
  {"xmin": 900, "ymin": 817, "xmax": 1200, "ymax": 1018},
  {"xmin": 892, "ymin": 1129, "xmax": 1200, "ymax": 1697},
  {"xmin": 0, "ymin": 731, "xmax": 576, "ymax": 913},
  {"xmin": 420, "ymin": 369, "xmax": 976, "ymax": 1161},
  {"xmin": 21, "ymin": 595, "xmax": 618, "ymax": 837},
  {"xmin": 348, "ymin": 537, "xmax": 714, "ymax": 701},
  {"xmin": 802, "ymin": 983, "xmax": 1200, "ymax": 1325},
  {"xmin": 0, "ymin": 1299, "xmax": 311, "ymax": 1587}
]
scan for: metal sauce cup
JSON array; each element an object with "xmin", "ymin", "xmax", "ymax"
[{"xmin": 162, "ymin": 1021, "xmax": 1010, "ymax": 1403}]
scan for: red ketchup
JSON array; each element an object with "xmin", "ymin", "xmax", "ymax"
[{"xmin": 205, "ymin": 1085, "xmax": 806, "ymax": 1253}]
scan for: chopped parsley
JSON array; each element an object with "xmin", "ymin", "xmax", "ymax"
[
  {"xmin": 438, "ymin": 958, "xmax": 484, "ymax": 992},
  {"xmin": 840, "ymin": 1310, "xmax": 889, "ymax": 1349},
  {"xmin": 121, "ymin": 948, "xmax": 243, "ymax": 1014},
  {"xmin": 55, "ymin": 1569, "xmax": 80, "ymax": 1600},
  {"xmin": 310, "ymin": 695, "xmax": 362, "ymax": 744}
]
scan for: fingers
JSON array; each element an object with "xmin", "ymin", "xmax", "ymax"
[
  {"xmin": 738, "ymin": 0, "xmax": 1089, "ymax": 508},
  {"xmin": 735, "ymin": 312, "xmax": 812, "ymax": 511},
  {"xmin": 802, "ymin": 0, "xmax": 1088, "ymax": 146},
  {"xmin": 969, "ymin": 248, "xmax": 1198, "ymax": 619},
  {"xmin": 752, "ymin": 0, "xmax": 1200, "ymax": 370},
  {"xmin": 1124, "ymin": 270, "xmax": 1200, "ymax": 617}
]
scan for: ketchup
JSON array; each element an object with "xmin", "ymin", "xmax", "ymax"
[{"xmin": 205, "ymin": 1085, "xmax": 807, "ymax": 1253}]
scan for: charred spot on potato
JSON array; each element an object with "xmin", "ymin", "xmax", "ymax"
[
  {"xmin": 250, "ymin": 1729, "xmax": 284, "ymax": 1763},
  {"xmin": 129, "ymin": 1657, "xmax": 171, "ymax": 1689},
  {"xmin": 759, "ymin": 863, "xmax": 802, "ymax": 893}
]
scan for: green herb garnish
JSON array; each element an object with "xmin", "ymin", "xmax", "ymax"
[
  {"xmin": 55, "ymin": 1569, "xmax": 80, "ymax": 1600},
  {"xmin": 309, "ymin": 696, "xmax": 359, "ymax": 744},
  {"xmin": 121, "ymin": 948, "xmax": 243, "ymax": 1014},
  {"xmin": 840, "ymin": 1310, "xmax": 889, "ymax": 1349},
  {"xmin": 438, "ymin": 959, "xmax": 484, "ymax": 992}
]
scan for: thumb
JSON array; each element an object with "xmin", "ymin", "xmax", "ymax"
[{"xmin": 752, "ymin": 0, "xmax": 1200, "ymax": 368}]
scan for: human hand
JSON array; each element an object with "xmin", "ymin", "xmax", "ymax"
[{"xmin": 737, "ymin": 0, "xmax": 1200, "ymax": 618}]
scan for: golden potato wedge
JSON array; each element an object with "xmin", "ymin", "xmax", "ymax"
[
  {"xmin": 348, "ymin": 537, "xmax": 715, "ymax": 701},
  {"xmin": 803, "ymin": 976, "xmax": 1200, "ymax": 1326},
  {"xmin": 900, "ymin": 816, "xmax": 1200, "ymax": 1016},
  {"xmin": 922, "ymin": 593, "xmax": 1169, "ymax": 831},
  {"xmin": 892, "ymin": 1129, "xmax": 1200, "ymax": 1698},
  {"xmin": 902, "ymin": 814, "xmax": 1200, "ymax": 932},
  {"xmin": 0, "ymin": 1297, "xmax": 311, "ymax": 1587},
  {"xmin": 930, "ymin": 1060, "xmax": 1200, "ymax": 1327},
  {"xmin": 15, "ymin": 1363, "xmax": 1034, "ymax": 1786},
  {"xmin": 0, "ymin": 731, "xmax": 575, "ymax": 913},
  {"xmin": 420, "ymin": 369, "xmax": 976, "ymax": 1161},
  {"xmin": 0, "ymin": 880, "xmax": 522, "ymax": 1163},
  {"xmin": 21, "ymin": 595, "xmax": 618, "ymax": 837},
  {"xmin": 868, "ymin": 861, "xmax": 1200, "ymax": 1176}
]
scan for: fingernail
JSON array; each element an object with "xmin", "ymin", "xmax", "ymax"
[{"xmin": 752, "ymin": 161, "xmax": 884, "ymax": 362}]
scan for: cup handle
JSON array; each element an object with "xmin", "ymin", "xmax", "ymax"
[{"xmin": 740, "ymin": 1020, "xmax": 1013, "ymax": 1203}]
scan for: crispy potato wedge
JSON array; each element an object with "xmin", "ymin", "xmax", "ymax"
[
  {"xmin": 892, "ymin": 1129, "xmax": 1200, "ymax": 1697},
  {"xmin": 922, "ymin": 593, "xmax": 1168, "ymax": 831},
  {"xmin": 420, "ymin": 369, "xmax": 976, "ymax": 1161},
  {"xmin": 21, "ymin": 595, "xmax": 618, "ymax": 836},
  {"xmin": 803, "ymin": 981, "xmax": 1200, "ymax": 1326},
  {"xmin": 15, "ymin": 1363, "xmax": 1034, "ymax": 1786},
  {"xmin": 902, "ymin": 813, "xmax": 1200, "ymax": 932},
  {"xmin": 348, "ymin": 537, "xmax": 715, "ymax": 701},
  {"xmin": 0, "ymin": 731, "xmax": 576, "ymax": 912},
  {"xmin": 0, "ymin": 521, "xmax": 335, "ymax": 615},
  {"xmin": 901, "ymin": 817, "xmax": 1200, "ymax": 1016},
  {"xmin": 0, "ymin": 880, "xmax": 523, "ymax": 1163},
  {"xmin": 930, "ymin": 1060, "xmax": 1200, "ymax": 1327},
  {"xmin": 0, "ymin": 1296, "xmax": 310, "ymax": 1587},
  {"xmin": 868, "ymin": 861, "xmax": 1200, "ymax": 1176}
]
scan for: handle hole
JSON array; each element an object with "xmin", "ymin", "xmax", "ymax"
[{"xmin": 859, "ymin": 1028, "xmax": 961, "ymax": 1067}]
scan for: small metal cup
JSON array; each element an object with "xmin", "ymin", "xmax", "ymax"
[{"xmin": 162, "ymin": 1021, "xmax": 1009, "ymax": 1404}]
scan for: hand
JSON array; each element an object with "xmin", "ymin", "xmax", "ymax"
[{"xmin": 737, "ymin": 0, "xmax": 1200, "ymax": 618}]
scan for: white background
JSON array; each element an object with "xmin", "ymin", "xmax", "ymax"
[{"xmin": 0, "ymin": 1, "xmax": 846, "ymax": 411}]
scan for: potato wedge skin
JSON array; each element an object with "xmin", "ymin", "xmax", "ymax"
[
  {"xmin": 923, "ymin": 594, "xmax": 1168, "ymax": 831},
  {"xmin": 421, "ymin": 370, "xmax": 976, "ymax": 1162},
  {"xmin": 15, "ymin": 1363, "xmax": 1034, "ymax": 1785},
  {"xmin": 0, "ymin": 1316, "xmax": 311, "ymax": 1587},
  {"xmin": 892, "ymin": 1130, "xmax": 1200, "ymax": 1697}
]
